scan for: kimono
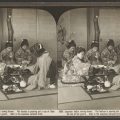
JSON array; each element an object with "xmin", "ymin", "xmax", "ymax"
[
  {"xmin": 0, "ymin": 49, "xmax": 14, "ymax": 64},
  {"xmin": 101, "ymin": 48, "xmax": 117, "ymax": 66},
  {"xmin": 114, "ymin": 44, "xmax": 120, "ymax": 64},
  {"xmin": 62, "ymin": 56, "xmax": 91, "ymax": 83},
  {"xmin": 62, "ymin": 49, "xmax": 76, "ymax": 67},
  {"xmin": 25, "ymin": 51, "xmax": 52, "ymax": 90},
  {"xmin": 15, "ymin": 47, "xmax": 32, "ymax": 65},
  {"xmin": 85, "ymin": 49, "xmax": 101, "ymax": 65},
  {"xmin": 109, "ymin": 75, "xmax": 120, "ymax": 91}
]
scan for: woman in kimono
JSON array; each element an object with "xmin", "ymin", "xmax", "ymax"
[
  {"xmin": 25, "ymin": 43, "xmax": 56, "ymax": 91},
  {"xmin": 101, "ymin": 39, "xmax": 117, "ymax": 67},
  {"xmin": 62, "ymin": 40, "xmax": 76, "ymax": 67},
  {"xmin": 0, "ymin": 42, "xmax": 14, "ymax": 64},
  {"xmin": 62, "ymin": 47, "xmax": 91, "ymax": 83},
  {"xmin": 85, "ymin": 41, "xmax": 101, "ymax": 65},
  {"xmin": 15, "ymin": 39, "xmax": 32, "ymax": 66}
]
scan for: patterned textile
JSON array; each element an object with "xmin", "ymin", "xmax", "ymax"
[
  {"xmin": 15, "ymin": 47, "xmax": 32, "ymax": 64},
  {"xmin": 62, "ymin": 56, "xmax": 91, "ymax": 83},
  {"xmin": 110, "ymin": 75, "xmax": 120, "ymax": 91},
  {"xmin": 58, "ymin": 69, "xmax": 84, "ymax": 88},
  {"xmin": 62, "ymin": 49, "xmax": 76, "ymax": 67},
  {"xmin": 85, "ymin": 49, "xmax": 101, "ymax": 65},
  {"xmin": 115, "ymin": 44, "xmax": 120, "ymax": 54},
  {"xmin": 115, "ymin": 43, "xmax": 120, "ymax": 64},
  {"xmin": 0, "ymin": 49, "xmax": 14, "ymax": 64},
  {"xmin": 58, "ymin": 79, "xmax": 84, "ymax": 88},
  {"xmin": 101, "ymin": 48, "xmax": 117, "ymax": 66}
]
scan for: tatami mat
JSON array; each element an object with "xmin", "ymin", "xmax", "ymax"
[
  {"xmin": 91, "ymin": 90, "xmax": 120, "ymax": 99},
  {"xmin": 0, "ymin": 91, "xmax": 8, "ymax": 101},
  {"xmin": 58, "ymin": 86, "xmax": 92, "ymax": 104},
  {"xmin": 7, "ymin": 88, "xmax": 57, "ymax": 100}
]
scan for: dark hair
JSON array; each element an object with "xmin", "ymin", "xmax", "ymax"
[
  {"xmin": 76, "ymin": 47, "xmax": 85, "ymax": 54},
  {"xmin": 66, "ymin": 40, "xmax": 76, "ymax": 49},
  {"xmin": 21, "ymin": 39, "xmax": 29, "ymax": 47},
  {"xmin": 5, "ymin": 42, "xmax": 13, "ymax": 48},
  {"xmin": 30, "ymin": 43, "xmax": 45, "ymax": 57},
  {"xmin": 107, "ymin": 39, "xmax": 114, "ymax": 47},
  {"xmin": 91, "ymin": 41, "xmax": 99, "ymax": 48}
]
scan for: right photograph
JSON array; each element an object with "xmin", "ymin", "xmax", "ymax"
[{"xmin": 57, "ymin": 7, "xmax": 120, "ymax": 110}]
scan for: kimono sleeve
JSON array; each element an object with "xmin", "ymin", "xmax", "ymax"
[
  {"xmin": 27, "ymin": 49, "xmax": 33, "ymax": 63},
  {"xmin": 37, "ymin": 54, "xmax": 52, "ymax": 87},
  {"xmin": 101, "ymin": 49, "xmax": 109, "ymax": 65},
  {"xmin": 85, "ymin": 50, "xmax": 92, "ymax": 63},
  {"xmin": 113, "ymin": 50, "xmax": 117, "ymax": 63},
  {"xmin": 0, "ymin": 50, "xmax": 6, "ymax": 62},
  {"xmin": 27, "ymin": 62, "xmax": 39, "ymax": 74},
  {"xmin": 73, "ymin": 58, "xmax": 90, "ymax": 76},
  {"xmin": 77, "ymin": 63, "xmax": 90, "ymax": 76},
  {"xmin": 62, "ymin": 50, "xmax": 70, "ymax": 61},
  {"xmin": 15, "ymin": 49, "xmax": 22, "ymax": 62},
  {"xmin": 0, "ymin": 52, "xmax": 3, "ymax": 62}
]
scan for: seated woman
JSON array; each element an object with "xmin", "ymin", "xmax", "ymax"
[
  {"xmin": 0, "ymin": 41, "xmax": 14, "ymax": 64},
  {"xmin": 62, "ymin": 40, "xmax": 76, "ymax": 67},
  {"xmin": 25, "ymin": 43, "xmax": 56, "ymax": 91},
  {"xmin": 15, "ymin": 39, "xmax": 32, "ymax": 66},
  {"xmin": 62, "ymin": 47, "xmax": 91, "ymax": 83},
  {"xmin": 101, "ymin": 39, "xmax": 117, "ymax": 67},
  {"xmin": 85, "ymin": 41, "xmax": 101, "ymax": 65}
]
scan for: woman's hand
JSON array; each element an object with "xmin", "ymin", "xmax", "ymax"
[
  {"xmin": 108, "ymin": 60, "xmax": 115, "ymax": 66},
  {"xmin": 9, "ymin": 52, "xmax": 14, "ymax": 58},
  {"xmin": 95, "ymin": 52, "xmax": 99, "ymax": 59},
  {"xmin": 21, "ymin": 64, "xmax": 29, "ymax": 70}
]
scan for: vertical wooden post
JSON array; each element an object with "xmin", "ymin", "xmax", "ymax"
[
  {"xmin": 87, "ymin": 8, "xmax": 90, "ymax": 50},
  {"xmin": 93, "ymin": 8, "xmax": 100, "ymax": 48},
  {"xmin": 7, "ymin": 8, "xmax": 14, "ymax": 47}
]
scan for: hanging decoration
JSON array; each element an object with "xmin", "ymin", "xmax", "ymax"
[
  {"xmin": 7, "ymin": 8, "xmax": 14, "ymax": 47},
  {"xmin": 57, "ymin": 24, "xmax": 66, "ymax": 45}
]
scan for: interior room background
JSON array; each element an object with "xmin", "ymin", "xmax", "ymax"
[
  {"xmin": 57, "ymin": 8, "xmax": 120, "ymax": 64},
  {"xmin": 0, "ymin": 8, "xmax": 57, "ymax": 62},
  {"xmin": 0, "ymin": 8, "xmax": 120, "ymax": 64}
]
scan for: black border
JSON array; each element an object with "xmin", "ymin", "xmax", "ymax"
[
  {"xmin": 1, "ymin": 0, "xmax": 120, "ymax": 2},
  {"xmin": 0, "ymin": 2, "xmax": 120, "ymax": 7},
  {"xmin": 0, "ymin": 116, "xmax": 120, "ymax": 119}
]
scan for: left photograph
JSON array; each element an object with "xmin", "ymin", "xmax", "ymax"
[{"xmin": 0, "ymin": 8, "xmax": 57, "ymax": 109}]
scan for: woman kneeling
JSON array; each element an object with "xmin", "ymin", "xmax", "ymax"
[
  {"xmin": 62, "ymin": 47, "xmax": 91, "ymax": 83},
  {"xmin": 25, "ymin": 43, "xmax": 56, "ymax": 91}
]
